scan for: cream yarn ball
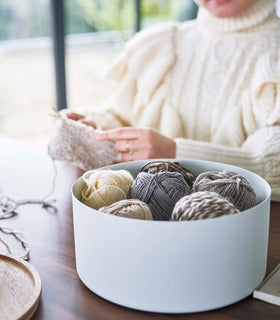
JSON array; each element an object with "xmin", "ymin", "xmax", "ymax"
[
  {"xmin": 81, "ymin": 169, "xmax": 134, "ymax": 209},
  {"xmin": 99, "ymin": 199, "xmax": 153, "ymax": 220}
]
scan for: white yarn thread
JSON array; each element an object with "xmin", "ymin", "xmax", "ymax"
[{"xmin": 0, "ymin": 225, "xmax": 30, "ymax": 260}]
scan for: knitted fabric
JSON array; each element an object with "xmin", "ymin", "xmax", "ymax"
[
  {"xmin": 69, "ymin": 0, "xmax": 280, "ymax": 200},
  {"xmin": 48, "ymin": 110, "xmax": 118, "ymax": 170}
]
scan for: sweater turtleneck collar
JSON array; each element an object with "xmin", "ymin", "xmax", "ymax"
[{"xmin": 198, "ymin": 0, "xmax": 276, "ymax": 33}]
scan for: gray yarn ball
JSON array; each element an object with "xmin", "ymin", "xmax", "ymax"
[
  {"xmin": 171, "ymin": 191, "xmax": 240, "ymax": 221},
  {"xmin": 192, "ymin": 170, "xmax": 257, "ymax": 211},
  {"xmin": 130, "ymin": 171, "xmax": 191, "ymax": 221}
]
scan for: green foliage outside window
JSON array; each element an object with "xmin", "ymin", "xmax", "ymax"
[
  {"xmin": 75, "ymin": 0, "xmax": 196, "ymax": 33},
  {"xmin": 76, "ymin": 0, "xmax": 135, "ymax": 32},
  {"xmin": 0, "ymin": 0, "xmax": 197, "ymax": 40}
]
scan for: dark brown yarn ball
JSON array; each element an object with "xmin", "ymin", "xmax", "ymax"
[
  {"xmin": 141, "ymin": 161, "xmax": 195, "ymax": 189},
  {"xmin": 171, "ymin": 191, "xmax": 239, "ymax": 221},
  {"xmin": 192, "ymin": 170, "xmax": 257, "ymax": 211}
]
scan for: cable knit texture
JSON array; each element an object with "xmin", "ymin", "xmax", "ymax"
[{"xmin": 75, "ymin": 0, "xmax": 280, "ymax": 200}]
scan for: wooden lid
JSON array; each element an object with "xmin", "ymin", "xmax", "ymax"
[{"xmin": 0, "ymin": 253, "xmax": 41, "ymax": 320}]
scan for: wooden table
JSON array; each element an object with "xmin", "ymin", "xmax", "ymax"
[{"xmin": 0, "ymin": 136, "xmax": 279, "ymax": 320}]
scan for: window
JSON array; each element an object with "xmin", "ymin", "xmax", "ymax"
[
  {"xmin": 0, "ymin": 0, "xmax": 55, "ymax": 143},
  {"xmin": 0, "ymin": 0, "xmax": 197, "ymax": 143}
]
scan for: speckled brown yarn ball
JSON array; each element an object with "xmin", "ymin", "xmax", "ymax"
[
  {"xmin": 192, "ymin": 170, "xmax": 257, "ymax": 211},
  {"xmin": 141, "ymin": 161, "xmax": 195, "ymax": 189},
  {"xmin": 99, "ymin": 199, "xmax": 153, "ymax": 220},
  {"xmin": 171, "ymin": 191, "xmax": 239, "ymax": 221}
]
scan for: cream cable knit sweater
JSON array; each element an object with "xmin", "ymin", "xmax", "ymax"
[{"xmin": 82, "ymin": 0, "xmax": 280, "ymax": 201}]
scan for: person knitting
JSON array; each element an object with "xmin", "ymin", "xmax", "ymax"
[{"xmin": 60, "ymin": 0, "xmax": 280, "ymax": 201}]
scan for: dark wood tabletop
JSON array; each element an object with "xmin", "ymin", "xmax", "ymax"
[{"xmin": 0, "ymin": 136, "xmax": 279, "ymax": 320}]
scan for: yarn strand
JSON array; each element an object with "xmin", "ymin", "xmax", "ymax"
[
  {"xmin": 0, "ymin": 160, "xmax": 58, "ymax": 219},
  {"xmin": 0, "ymin": 225, "xmax": 30, "ymax": 260},
  {"xmin": 0, "ymin": 237, "xmax": 11, "ymax": 254}
]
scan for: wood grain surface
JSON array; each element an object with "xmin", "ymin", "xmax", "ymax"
[
  {"xmin": 0, "ymin": 253, "xmax": 41, "ymax": 320},
  {"xmin": 0, "ymin": 136, "xmax": 279, "ymax": 320}
]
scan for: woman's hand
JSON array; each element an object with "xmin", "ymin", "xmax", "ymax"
[
  {"xmin": 95, "ymin": 127, "xmax": 176, "ymax": 161},
  {"xmin": 66, "ymin": 112, "xmax": 97, "ymax": 129}
]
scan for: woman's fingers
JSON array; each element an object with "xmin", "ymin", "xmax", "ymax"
[
  {"xmin": 114, "ymin": 140, "xmax": 136, "ymax": 153},
  {"xmin": 66, "ymin": 112, "xmax": 85, "ymax": 121},
  {"xmin": 95, "ymin": 127, "xmax": 142, "ymax": 141},
  {"xmin": 96, "ymin": 127, "xmax": 176, "ymax": 161},
  {"xmin": 114, "ymin": 139, "xmax": 149, "ymax": 162}
]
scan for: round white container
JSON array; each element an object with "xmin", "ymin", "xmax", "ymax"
[{"xmin": 72, "ymin": 160, "xmax": 271, "ymax": 313}]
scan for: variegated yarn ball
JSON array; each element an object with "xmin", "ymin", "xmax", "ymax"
[
  {"xmin": 192, "ymin": 170, "xmax": 257, "ymax": 211},
  {"xmin": 171, "ymin": 191, "xmax": 240, "ymax": 221},
  {"xmin": 141, "ymin": 160, "xmax": 195, "ymax": 189},
  {"xmin": 99, "ymin": 199, "xmax": 153, "ymax": 220},
  {"xmin": 130, "ymin": 171, "xmax": 191, "ymax": 221},
  {"xmin": 81, "ymin": 169, "xmax": 134, "ymax": 210}
]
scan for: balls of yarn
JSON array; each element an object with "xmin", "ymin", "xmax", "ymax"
[
  {"xmin": 192, "ymin": 170, "xmax": 257, "ymax": 211},
  {"xmin": 141, "ymin": 160, "xmax": 195, "ymax": 188},
  {"xmin": 99, "ymin": 199, "xmax": 153, "ymax": 220},
  {"xmin": 130, "ymin": 171, "xmax": 191, "ymax": 221},
  {"xmin": 171, "ymin": 191, "xmax": 239, "ymax": 221},
  {"xmin": 81, "ymin": 169, "xmax": 134, "ymax": 209}
]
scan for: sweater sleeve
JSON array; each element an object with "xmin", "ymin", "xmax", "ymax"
[
  {"xmin": 175, "ymin": 51, "xmax": 280, "ymax": 201},
  {"xmin": 79, "ymin": 22, "xmax": 184, "ymax": 137}
]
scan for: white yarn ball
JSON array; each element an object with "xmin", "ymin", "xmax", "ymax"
[{"xmin": 81, "ymin": 169, "xmax": 134, "ymax": 209}]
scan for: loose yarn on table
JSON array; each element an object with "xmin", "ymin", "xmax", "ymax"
[
  {"xmin": 0, "ymin": 225, "xmax": 30, "ymax": 260},
  {"xmin": 192, "ymin": 170, "xmax": 257, "ymax": 211},
  {"xmin": 130, "ymin": 171, "xmax": 191, "ymax": 221},
  {"xmin": 171, "ymin": 191, "xmax": 239, "ymax": 221},
  {"xmin": 0, "ymin": 160, "xmax": 58, "ymax": 260},
  {"xmin": 81, "ymin": 169, "xmax": 134, "ymax": 210},
  {"xmin": 141, "ymin": 160, "xmax": 195, "ymax": 189},
  {"xmin": 99, "ymin": 199, "xmax": 153, "ymax": 220}
]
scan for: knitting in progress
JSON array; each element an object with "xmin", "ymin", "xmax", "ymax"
[
  {"xmin": 48, "ymin": 108, "xmax": 118, "ymax": 171},
  {"xmin": 74, "ymin": 0, "xmax": 280, "ymax": 200}
]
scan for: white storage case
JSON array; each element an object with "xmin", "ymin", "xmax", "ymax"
[{"xmin": 72, "ymin": 160, "xmax": 271, "ymax": 313}]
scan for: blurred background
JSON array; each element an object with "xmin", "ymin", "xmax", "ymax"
[{"xmin": 0, "ymin": 0, "xmax": 278, "ymax": 144}]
